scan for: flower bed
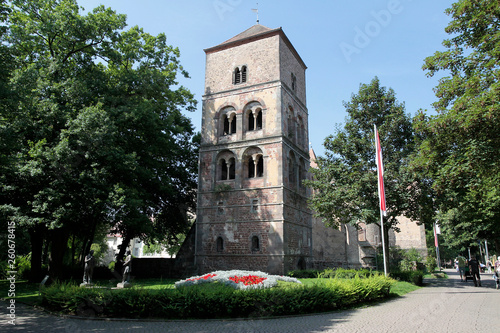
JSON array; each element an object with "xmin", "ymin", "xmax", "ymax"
[
  {"xmin": 40, "ymin": 274, "xmax": 395, "ymax": 319},
  {"xmin": 175, "ymin": 270, "xmax": 302, "ymax": 290}
]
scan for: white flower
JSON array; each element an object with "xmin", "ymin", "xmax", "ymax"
[{"xmin": 175, "ymin": 270, "xmax": 302, "ymax": 290}]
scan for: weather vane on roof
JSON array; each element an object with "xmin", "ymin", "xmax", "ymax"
[{"xmin": 251, "ymin": 3, "xmax": 259, "ymax": 24}]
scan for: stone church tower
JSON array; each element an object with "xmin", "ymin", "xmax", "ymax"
[{"xmin": 195, "ymin": 25, "xmax": 312, "ymax": 275}]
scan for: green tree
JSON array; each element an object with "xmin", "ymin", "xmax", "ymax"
[
  {"xmin": 1, "ymin": 0, "xmax": 198, "ymax": 280},
  {"xmin": 306, "ymin": 77, "xmax": 419, "ymax": 270},
  {"xmin": 414, "ymin": 0, "xmax": 500, "ymax": 252}
]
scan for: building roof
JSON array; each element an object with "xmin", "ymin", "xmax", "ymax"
[
  {"xmin": 309, "ymin": 147, "xmax": 318, "ymax": 169},
  {"xmin": 219, "ymin": 24, "xmax": 276, "ymax": 45},
  {"xmin": 204, "ymin": 24, "xmax": 307, "ymax": 69}
]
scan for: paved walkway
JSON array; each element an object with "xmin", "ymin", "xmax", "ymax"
[{"xmin": 2, "ymin": 269, "xmax": 499, "ymax": 332}]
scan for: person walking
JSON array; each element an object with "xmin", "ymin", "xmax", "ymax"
[
  {"xmin": 457, "ymin": 255, "xmax": 466, "ymax": 282},
  {"xmin": 468, "ymin": 255, "xmax": 481, "ymax": 287},
  {"xmin": 495, "ymin": 256, "xmax": 500, "ymax": 290}
]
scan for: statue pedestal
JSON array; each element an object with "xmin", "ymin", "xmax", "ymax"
[{"xmin": 116, "ymin": 282, "xmax": 132, "ymax": 288}]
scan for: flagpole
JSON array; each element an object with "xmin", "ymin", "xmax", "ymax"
[
  {"xmin": 434, "ymin": 222, "xmax": 441, "ymax": 271},
  {"xmin": 379, "ymin": 207, "xmax": 388, "ymax": 276},
  {"xmin": 374, "ymin": 125, "xmax": 388, "ymax": 276}
]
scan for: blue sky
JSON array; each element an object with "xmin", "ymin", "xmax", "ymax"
[{"xmin": 78, "ymin": 0, "xmax": 454, "ymax": 157}]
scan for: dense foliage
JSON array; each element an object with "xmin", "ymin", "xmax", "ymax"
[
  {"xmin": 0, "ymin": 0, "xmax": 198, "ymax": 280},
  {"xmin": 306, "ymin": 77, "xmax": 423, "ymax": 269},
  {"xmin": 413, "ymin": 0, "xmax": 500, "ymax": 252}
]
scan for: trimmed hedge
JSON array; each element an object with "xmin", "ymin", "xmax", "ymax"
[
  {"xmin": 41, "ymin": 275, "xmax": 395, "ymax": 319},
  {"xmin": 389, "ymin": 270, "xmax": 424, "ymax": 286}
]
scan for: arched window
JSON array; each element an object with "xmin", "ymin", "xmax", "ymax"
[
  {"xmin": 231, "ymin": 116, "xmax": 236, "ymax": 134},
  {"xmin": 220, "ymin": 159, "xmax": 228, "ymax": 180},
  {"xmin": 228, "ymin": 157, "xmax": 235, "ymax": 179},
  {"xmin": 251, "ymin": 236, "xmax": 260, "ymax": 252},
  {"xmin": 221, "ymin": 112, "xmax": 236, "ymax": 136},
  {"xmin": 234, "ymin": 66, "xmax": 247, "ymax": 85},
  {"xmin": 291, "ymin": 73, "xmax": 297, "ymax": 92},
  {"xmin": 234, "ymin": 67, "xmax": 241, "ymax": 84},
  {"xmin": 217, "ymin": 151, "xmax": 236, "ymax": 181},
  {"xmin": 297, "ymin": 116, "xmax": 304, "ymax": 147},
  {"xmin": 244, "ymin": 103, "xmax": 264, "ymax": 133},
  {"xmin": 256, "ymin": 155, "xmax": 263, "ymax": 177},
  {"xmin": 298, "ymin": 157, "xmax": 306, "ymax": 192},
  {"xmin": 255, "ymin": 109, "xmax": 262, "ymax": 129},
  {"xmin": 248, "ymin": 158, "xmax": 255, "ymax": 178},
  {"xmin": 243, "ymin": 147, "xmax": 264, "ymax": 181},
  {"xmin": 216, "ymin": 237, "xmax": 224, "ymax": 252},
  {"xmin": 248, "ymin": 112, "xmax": 255, "ymax": 131},
  {"xmin": 223, "ymin": 115, "xmax": 230, "ymax": 135},
  {"xmin": 288, "ymin": 152, "xmax": 296, "ymax": 187},
  {"xmin": 247, "ymin": 154, "xmax": 263, "ymax": 178},
  {"xmin": 288, "ymin": 106, "xmax": 295, "ymax": 140},
  {"xmin": 241, "ymin": 66, "xmax": 247, "ymax": 83}
]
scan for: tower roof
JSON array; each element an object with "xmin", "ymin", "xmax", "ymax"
[
  {"xmin": 219, "ymin": 24, "xmax": 276, "ymax": 45},
  {"xmin": 204, "ymin": 24, "xmax": 307, "ymax": 69}
]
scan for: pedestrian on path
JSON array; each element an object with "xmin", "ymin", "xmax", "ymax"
[
  {"xmin": 468, "ymin": 255, "xmax": 481, "ymax": 287},
  {"xmin": 495, "ymin": 256, "xmax": 500, "ymax": 290},
  {"xmin": 457, "ymin": 255, "xmax": 467, "ymax": 282}
]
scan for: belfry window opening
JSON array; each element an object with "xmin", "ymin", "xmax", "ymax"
[
  {"xmin": 234, "ymin": 66, "xmax": 247, "ymax": 84},
  {"xmin": 220, "ymin": 157, "xmax": 235, "ymax": 180},
  {"xmin": 223, "ymin": 113, "xmax": 236, "ymax": 135},
  {"xmin": 248, "ymin": 108, "xmax": 262, "ymax": 131},
  {"xmin": 247, "ymin": 154, "xmax": 264, "ymax": 178}
]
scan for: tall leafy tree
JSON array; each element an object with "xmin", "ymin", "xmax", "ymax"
[
  {"xmin": 1, "ymin": 0, "xmax": 198, "ymax": 279},
  {"xmin": 306, "ymin": 77, "xmax": 419, "ymax": 269},
  {"xmin": 414, "ymin": 0, "xmax": 500, "ymax": 252}
]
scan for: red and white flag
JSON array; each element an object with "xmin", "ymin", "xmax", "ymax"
[
  {"xmin": 434, "ymin": 223, "xmax": 440, "ymax": 247},
  {"xmin": 374, "ymin": 125, "xmax": 386, "ymax": 216}
]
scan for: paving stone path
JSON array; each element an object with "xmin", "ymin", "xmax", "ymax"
[{"xmin": 2, "ymin": 269, "xmax": 499, "ymax": 332}]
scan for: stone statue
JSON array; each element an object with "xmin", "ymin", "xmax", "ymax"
[
  {"xmin": 83, "ymin": 250, "xmax": 95, "ymax": 284},
  {"xmin": 122, "ymin": 251, "xmax": 132, "ymax": 283}
]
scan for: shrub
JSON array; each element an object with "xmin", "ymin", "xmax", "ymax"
[
  {"xmin": 317, "ymin": 268, "xmax": 376, "ymax": 279},
  {"xmin": 41, "ymin": 274, "xmax": 395, "ymax": 319},
  {"xmin": 15, "ymin": 253, "xmax": 32, "ymax": 280},
  {"xmin": 389, "ymin": 270, "xmax": 424, "ymax": 286},
  {"xmin": 286, "ymin": 269, "xmax": 321, "ymax": 278},
  {"xmin": 425, "ymin": 256, "xmax": 437, "ymax": 273}
]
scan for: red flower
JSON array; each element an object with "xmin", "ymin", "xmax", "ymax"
[{"xmin": 229, "ymin": 275, "xmax": 267, "ymax": 285}]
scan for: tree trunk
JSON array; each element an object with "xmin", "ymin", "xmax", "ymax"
[
  {"xmin": 114, "ymin": 233, "xmax": 132, "ymax": 277},
  {"xmin": 28, "ymin": 225, "xmax": 44, "ymax": 282},
  {"xmin": 48, "ymin": 228, "xmax": 69, "ymax": 280},
  {"xmin": 71, "ymin": 235, "xmax": 76, "ymax": 266}
]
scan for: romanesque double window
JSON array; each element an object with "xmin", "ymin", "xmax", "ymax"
[
  {"xmin": 247, "ymin": 153, "xmax": 264, "ymax": 178},
  {"xmin": 217, "ymin": 151, "xmax": 236, "ymax": 181},
  {"xmin": 218, "ymin": 102, "xmax": 265, "ymax": 138},
  {"xmin": 222, "ymin": 113, "xmax": 236, "ymax": 135},
  {"xmin": 288, "ymin": 151, "xmax": 307, "ymax": 192},
  {"xmin": 234, "ymin": 66, "xmax": 247, "ymax": 84},
  {"xmin": 287, "ymin": 106, "xmax": 306, "ymax": 150},
  {"xmin": 247, "ymin": 107, "xmax": 262, "ymax": 131},
  {"xmin": 216, "ymin": 148, "xmax": 265, "ymax": 183}
]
